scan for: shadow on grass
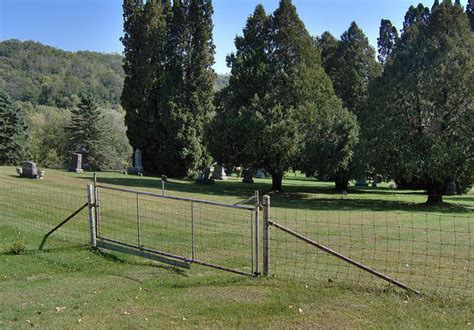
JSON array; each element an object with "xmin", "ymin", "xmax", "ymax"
[
  {"xmin": 0, "ymin": 244, "xmax": 88, "ymax": 256},
  {"xmin": 270, "ymin": 195, "xmax": 473, "ymax": 214},
  {"xmin": 94, "ymin": 248, "xmax": 188, "ymax": 277},
  {"xmin": 83, "ymin": 175, "xmax": 473, "ymax": 215}
]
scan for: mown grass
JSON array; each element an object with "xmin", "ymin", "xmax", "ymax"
[{"xmin": 0, "ymin": 166, "xmax": 473, "ymax": 328}]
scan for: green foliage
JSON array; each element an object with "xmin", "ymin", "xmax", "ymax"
[
  {"xmin": 0, "ymin": 40, "xmax": 124, "ymax": 108},
  {"xmin": 467, "ymin": 0, "xmax": 474, "ymax": 31},
  {"xmin": 301, "ymin": 107, "xmax": 359, "ymax": 182},
  {"xmin": 9, "ymin": 237, "xmax": 26, "ymax": 255},
  {"xmin": 210, "ymin": 1, "xmax": 344, "ymax": 191},
  {"xmin": 377, "ymin": 19, "xmax": 399, "ymax": 65},
  {"xmin": 25, "ymin": 104, "xmax": 70, "ymax": 168},
  {"xmin": 0, "ymin": 90, "xmax": 31, "ymax": 165},
  {"xmin": 122, "ymin": 0, "xmax": 215, "ymax": 177},
  {"xmin": 67, "ymin": 96, "xmax": 130, "ymax": 171},
  {"xmin": 368, "ymin": 1, "xmax": 474, "ymax": 202},
  {"xmin": 318, "ymin": 22, "xmax": 380, "ymax": 190}
]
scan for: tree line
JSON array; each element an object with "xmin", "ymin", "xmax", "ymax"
[
  {"xmin": 0, "ymin": 0, "xmax": 472, "ymax": 204},
  {"xmin": 121, "ymin": 0, "xmax": 473, "ymax": 203}
]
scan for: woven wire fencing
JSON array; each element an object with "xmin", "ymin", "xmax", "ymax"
[
  {"xmin": 96, "ymin": 185, "xmax": 256, "ymax": 275},
  {"xmin": 268, "ymin": 204, "xmax": 473, "ymax": 297},
  {"xmin": 0, "ymin": 176, "xmax": 90, "ymax": 250}
]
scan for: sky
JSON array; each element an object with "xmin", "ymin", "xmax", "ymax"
[{"xmin": 0, "ymin": 0, "xmax": 469, "ymax": 74}]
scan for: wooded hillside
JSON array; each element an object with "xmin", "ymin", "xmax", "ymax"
[{"xmin": 0, "ymin": 39, "xmax": 229, "ymax": 109}]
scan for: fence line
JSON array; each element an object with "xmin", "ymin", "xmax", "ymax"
[
  {"xmin": 0, "ymin": 176, "xmax": 472, "ymax": 298},
  {"xmin": 267, "ymin": 201, "xmax": 473, "ymax": 297}
]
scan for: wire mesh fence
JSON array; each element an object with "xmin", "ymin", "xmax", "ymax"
[
  {"xmin": 268, "ymin": 203, "xmax": 473, "ymax": 297},
  {"xmin": 95, "ymin": 185, "xmax": 257, "ymax": 276},
  {"xmin": 0, "ymin": 176, "xmax": 90, "ymax": 250},
  {"xmin": 1, "ymin": 173, "xmax": 472, "ymax": 298}
]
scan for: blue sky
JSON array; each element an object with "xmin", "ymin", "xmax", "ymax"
[{"xmin": 0, "ymin": 0, "xmax": 468, "ymax": 74}]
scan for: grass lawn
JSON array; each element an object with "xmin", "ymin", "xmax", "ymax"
[{"xmin": 0, "ymin": 166, "xmax": 472, "ymax": 328}]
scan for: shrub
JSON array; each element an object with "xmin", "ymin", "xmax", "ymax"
[{"xmin": 9, "ymin": 237, "xmax": 26, "ymax": 255}]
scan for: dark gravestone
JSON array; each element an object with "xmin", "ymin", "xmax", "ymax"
[
  {"xmin": 69, "ymin": 153, "xmax": 83, "ymax": 172},
  {"xmin": 355, "ymin": 178, "xmax": 369, "ymax": 187},
  {"xmin": 196, "ymin": 167, "xmax": 215, "ymax": 185},
  {"xmin": 242, "ymin": 168, "xmax": 254, "ymax": 184},
  {"xmin": 445, "ymin": 182, "xmax": 457, "ymax": 196},
  {"xmin": 21, "ymin": 161, "xmax": 38, "ymax": 178},
  {"xmin": 211, "ymin": 165, "xmax": 227, "ymax": 180},
  {"xmin": 255, "ymin": 169, "xmax": 266, "ymax": 179}
]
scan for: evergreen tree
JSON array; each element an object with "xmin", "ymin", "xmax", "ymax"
[
  {"xmin": 210, "ymin": 1, "xmax": 345, "ymax": 191},
  {"xmin": 67, "ymin": 96, "xmax": 115, "ymax": 170},
  {"xmin": 0, "ymin": 90, "xmax": 30, "ymax": 165},
  {"xmin": 319, "ymin": 22, "xmax": 380, "ymax": 191},
  {"xmin": 121, "ymin": 0, "xmax": 214, "ymax": 176},
  {"xmin": 377, "ymin": 19, "xmax": 399, "ymax": 65},
  {"xmin": 467, "ymin": 0, "xmax": 474, "ymax": 31},
  {"xmin": 369, "ymin": 1, "xmax": 474, "ymax": 203}
]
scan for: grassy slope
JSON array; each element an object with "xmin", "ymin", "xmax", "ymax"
[{"xmin": 0, "ymin": 167, "xmax": 472, "ymax": 328}]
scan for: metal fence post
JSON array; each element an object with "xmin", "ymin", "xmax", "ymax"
[
  {"xmin": 254, "ymin": 191, "xmax": 260, "ymax": 276},
  {"xmin": 263, "ymin": 195, "xmax": 270, "ymax": 276},
  {"xmin": 93, "ymin": 173, "xmax": 100, "ymax": 237},
  {"xmin": 191, "ymin": 201, "xmax": 195, "ymax": 261},
  {"xmin": 87, "ymin": 184, "xmax": 97, "ymax": 249},
  {"xmin": 136, "ymin": 193, "xmax": 142, "ymax": 248}
]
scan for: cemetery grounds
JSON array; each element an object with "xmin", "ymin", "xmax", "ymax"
[{"xmin": 0, "ymin": 166, "xmax": 473, "ymax": 328}]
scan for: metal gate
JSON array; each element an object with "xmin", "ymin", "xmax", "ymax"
[{"xmin": 90, "ymin": 182, "xmax": 260, "ymax": 277}]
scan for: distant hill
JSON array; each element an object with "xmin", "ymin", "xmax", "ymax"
[
  {"xmin": 0, "ymin": 39, "xmax": 229, "ymax": 109},
  {"xmin": 0, "ymin": 39, "xmax": 124, "ymax": 108}
]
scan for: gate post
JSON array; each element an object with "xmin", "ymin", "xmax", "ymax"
[
  {"xmin": 263, "ymin": 195, "xmax": 270, "ymax": 276},
  {"xmin": 87, "ymin": 184, "xmax": 97, "ymax": 249},
  {"xmin": 254, "ymin": 191, "xmax": 260, "ymax": 276}
]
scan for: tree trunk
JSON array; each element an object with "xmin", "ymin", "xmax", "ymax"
[
  {"xmin": 271, "ymin": 173, "xmax": 283, "ymax": 192},
  {"xmin": 426, "ymin": 185, "xmax": 444, "ymax": 204},
  {"xmin": 335, "ymin": 172, "xmax": 349, "ymax": 192}
]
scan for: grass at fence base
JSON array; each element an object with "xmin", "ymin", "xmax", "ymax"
[{"xmin": 0, "ymin": 166, "xmax": 473, "ymax": 327}]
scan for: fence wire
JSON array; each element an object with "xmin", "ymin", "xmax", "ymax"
[
  {"xmin": 0, "ymin": 176, "xmax": 89, "ymax": 250},
  {"xmin": 1, "ymin": 174, "xmax": 472, "ymax": 298},
  {"xmin": 269, "ymin": 205, "xmax": 473, "ymax": 297},
  {"xmin": 96, "ymin": 186, "xmax": 255, "ymax": 275}
]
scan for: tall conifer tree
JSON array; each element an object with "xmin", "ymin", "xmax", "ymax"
[
  {"xmin": 210, "ymin": 0, "xmax": 347, "ymax": 191},
  {"xmin": 369, "ymin": 1, "xmax": 474, "ymax": 203},
  {"xmin": 121, "ymin": 0, "xmax": 215, "ymax": 176},
  {"xmin": 0, "ymin": 90, "xmax": 30, "ymax": 165},
  {"xmin": 318, "ymin": 22, "xmax": 380, "ymax": 191}
]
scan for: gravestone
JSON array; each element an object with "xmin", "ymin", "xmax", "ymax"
[
  {"xmin": 255, "ymin": 169, "xmax": 266, "ymax": 179},
  {"xmin": 355, "ymin": 178, "xmax": 369, "ymax": 187},
  {"xmin": 445, "ymin": 182, "xmax": 457, "ymax": 196},
  {"xmin": 242, "ymin": 168, "xmax": 254, "ymax": 184},
  {"xmin": 133, "ymin": 149, "xmax": 143, "ymax": 171},
  {"xmin": 69, "ymin": 153, "xmax": 83, "ymax": 172},
  {"xmin": 77, "ymin": 146, "xmax": 90, "ymax": 171},
  {"xmin": 196, "ymin": 167, "xmax": 215, "ymax": 185},
  {"xmin": 21, "ymin": 161, "xmax": 38, "ymax": 178},
  {"xmin": 128, "ymin": 149, "xmax": 144, "ymax": 174},
  {"xmin": 211, "ymin": 165, "xmax": 227, "ymax": 180}
]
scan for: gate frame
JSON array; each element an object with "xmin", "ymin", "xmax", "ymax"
[{"xmin": 90, "ymin": 179, "xmax": 259, "ymax": 277}]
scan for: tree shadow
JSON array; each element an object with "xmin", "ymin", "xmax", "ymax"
[
  {"xmin": 270, "ymin": 194, "xmax": 473, "ymax": 214},
  {"xmin": 94, "ymin": 248, "xmax": 188, "ymax": 277},
  {"xmin": 81, "ymin": 174, "xmax": 473, "ymax": 215}
]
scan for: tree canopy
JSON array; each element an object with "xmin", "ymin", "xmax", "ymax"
[
  {"xmin": 209, "ymin": 0, "xmax": 350, "ymax": 191},
  {"xmin": 368, "ymin": 0, "xmax": 474, "ymax": 203},
  {"xmin": 122, "ymin": 0, "xmax": 215, "ymax": 176},
  {"xmin": 0, "ymin": 90, "xmax": 30, "ymax": 165}
]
